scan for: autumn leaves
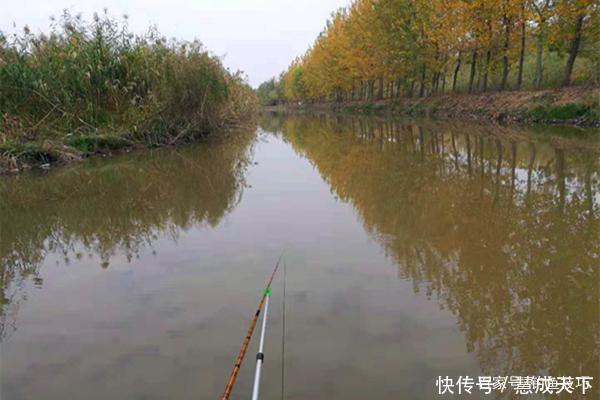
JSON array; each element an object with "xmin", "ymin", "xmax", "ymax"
[{"xmin": 271, "ymin": 0, "xmax": 598, "ymax": 103}]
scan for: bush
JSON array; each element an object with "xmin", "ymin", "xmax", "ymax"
[
  {"xmin": 0, "ymin": 142, "xmax": 60, "ymax": 165},
  {"xmin": 64, "ymin": 134, "xmax": 132, "ymax": 153},
  {"xmin": 0, "ymin": 10, "xmax": 257, "ymax": 153},
  {"xmin": 529, "ymin": 103, "xmax": 594, "ymax": 121}
]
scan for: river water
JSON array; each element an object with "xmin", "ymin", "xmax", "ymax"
[{"xmin": 1, "ymin": 114, "xmax": 598, "ymax": 399}]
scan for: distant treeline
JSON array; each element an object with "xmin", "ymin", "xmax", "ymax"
[
  {"xmin": 0, "ymin": 10, "xmax": 257, "ymax": 170},
  {"xmin": 258, "ymin": 0, "xmax": 598, "ymax": 105}
]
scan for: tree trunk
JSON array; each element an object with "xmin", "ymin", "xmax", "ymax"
[
  {"xmin": 377, "ymin": 77, "xmax": 384, "ymax": 100},
  {"xmin": 500, "ymin": 13, "xmax": 511, "ymax": 90},
  {"xmin": 441, "ymin": 73, "xmax": 446, "ymax": 93},
  {"xmin": 468, "ymin": 51, "xmax": 477, "ymax": 94},
  {"xmin": 562, "ymin": 14, "xmax": 585, "ymax": 87},
  {"xmin": 516, "ymin": 1, "xmax": 526, "ymax": 89},
  {"xmin": 534, "ymin": 28, "xmax": 544, "ymax": 88},
  {"xmin": 481, "ymin": 18, "xmax": 493, "ymax": 92},
  {"xmin": 481, "ymin": 50, "xmax": 491, "ymax": 92},
  {"xmin": 419, "ymin": 65, "xmax": 426, "ymax": 97},
  {"xmin": 452, "ymin": 51, "xmax": 462, "ymax": 92},
  {"xmin": 432, "ymin": 50, "xmax": 440, "ymax": 95}
]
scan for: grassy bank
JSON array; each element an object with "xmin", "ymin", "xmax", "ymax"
[
  {"xmin": 270, "ymin": 86, "xmax": 599, "ymax": 127},
  {"xmin": 0, "ymin": 11, "xmax": 257, "ymax": 173}
]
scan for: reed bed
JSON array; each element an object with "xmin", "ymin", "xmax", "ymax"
[{"xmin": 0, "ymin": 10, "xmax": 257, "ymax": 171}]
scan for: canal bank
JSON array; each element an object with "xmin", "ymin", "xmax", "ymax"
[{"xmin": 265, "ymin": 86, "xmax": 600, "ymax": 127}]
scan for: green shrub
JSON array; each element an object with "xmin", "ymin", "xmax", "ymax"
[
  {"xmin": 529, "ymin": 103, "xmax": 594, "ymax": 121},
  {"xmin": 0, "ymin": 142, "xmax": 58, "ymax": 164},
  {"xmin": 64, "ymin": 134, "xmax": 132, "ymax": 153},
  {"xmin": 0, "ymin": 10, "xmax": 257, "ymax": 151}
]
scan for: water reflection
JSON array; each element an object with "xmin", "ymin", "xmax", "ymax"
[
  {"xmin": 263, "ymin": 114, "xmax": 599, "ymax": 386},
  {"xmin": 1, "ymin": 114, "xmax": 598, "ymax": 398},
  {"xmin": 0, "ymin": 128, "xmax": 257, "ymax": 340}
]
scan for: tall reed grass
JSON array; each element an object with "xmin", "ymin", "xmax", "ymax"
[{"xmin": 0, "ymin": 10, "xmax": 257, "ymax": 170}]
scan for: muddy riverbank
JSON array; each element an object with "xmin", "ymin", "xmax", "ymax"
[{"xmin": 265, "ymin": 86, "xmax": 600, "ymax": 127}]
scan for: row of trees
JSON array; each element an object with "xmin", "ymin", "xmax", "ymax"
[{"xmin": 260, "ymin": 0, "xmax": 598, "ymax": 104}]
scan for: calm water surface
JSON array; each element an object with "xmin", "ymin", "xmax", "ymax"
[{"xmin": 1, "ymin": 114, "xmax": 598, "ymax": 399}]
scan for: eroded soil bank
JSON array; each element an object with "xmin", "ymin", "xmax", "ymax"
[{"xmin": 266, "ymin": 86, "xmax": 600, "ymax": 127}]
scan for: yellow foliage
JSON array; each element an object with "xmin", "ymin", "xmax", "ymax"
[{"xmin": 275, "ymin": 0, "xmax": 598, "ymax": 101}]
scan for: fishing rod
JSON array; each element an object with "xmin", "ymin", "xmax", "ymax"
[
  {"xmin": 251, "ymin": 285, "xmax": 271, "ymax": 400},
  {"xmin": 221, "ymin": 257, "xmax": 281, "ymax": 400}
]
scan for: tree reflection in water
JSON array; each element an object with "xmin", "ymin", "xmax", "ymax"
[
  {"xmin": 0, "ymin": 127, "xmax": 257, "ymax": 340},
  {"xmin": 265, "ymin": 113, "xmax": 598, "ymax": 387},
  {"xmin": 1, "ymin": 113, "xmax": 597, "ymax": 396}
]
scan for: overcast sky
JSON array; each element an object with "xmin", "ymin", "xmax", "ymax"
[{"xmin": 1, "ymin": 0, "xmax": 350, "ymax": 87}]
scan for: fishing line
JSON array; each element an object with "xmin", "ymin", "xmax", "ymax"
[{"xmin": 280, "ymin": 259, "xmax": 287, "ymax": 400}]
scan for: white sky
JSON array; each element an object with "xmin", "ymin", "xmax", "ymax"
[{"xmin": 0, "ymin": 0, "xmax": 350, "ymax": 87}]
